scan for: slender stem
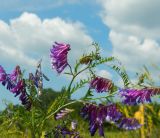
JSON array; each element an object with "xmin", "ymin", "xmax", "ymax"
[
  {"xmin": 38, "ymin": 100, "xmax": 84, "ymax": 129},
  {"xmin": 31, "ymin": 107, "xmax": 36, "ymax": 138},
  {"xmin": 68, "ymin": 63, "xmax": 74, "ymax": 76},
  {"xmin": 45, "ymin": 100, "xmax": 84, "ymax": 120},
  {"xmin": 84, "ymin": 91, "xmax": 117, "ymax": 101},
  {"xmin": 44, "ymin": 92, "xmax": 117, "ymax": 124},
  {"xmin": 67, "ymin": 65, "xmax": 91, "ymax": 95}
]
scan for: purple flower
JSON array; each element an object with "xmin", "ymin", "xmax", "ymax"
[
  {"xmin": 119, "ymin": 88, "xmax": 160, "ymax": 105},
  {"xmin": 54, "ymin": 108, "xmax": 74, "ymax": 120},
  {"xmin": 9, "ymin": 65, "xmax": 21, "ymax": 82},
  {"xmin": 81, "ymin": 103, "xmax": 141, "ymax": 136},
  {"xmin": 11, "ymin": 80, "xmax": 24, "ymax": 96},
  {"xmin": 105, "ymin": 104, "xmax": 122, "ymax": 122},
  {"xmin": 90, "ymin": 77, "xmax": 113, "ymax": 93},
  {"xmin": 117, "ymin": 118, "xmax": 141, "ymax": 130},
  {"xmin": 0, "ymin": 65, "xmax": 7, "ymax": 82},
  {"xmin": 0, "ymin": 65, "xmax": 31, "ymax": 109},
  {"xmin": 11, "ymin": 80, "xmax": 31, "ymax": 109},
  {"xmin": 54, "ymin": 125, "xmax": 80, "ymax": 138},
  {"xmin": 81, "ymin": 103, "xmax": 122, "ymax": 137},
  {"xmin": 0, "ymin": 65, "xmax": 15, "ymax": 90},
  {"xmin": 50, "ymin": 42, "xmax": 70, "ymax": 73}
]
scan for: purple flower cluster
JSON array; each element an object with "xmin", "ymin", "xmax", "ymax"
[
  {"xmin": 90, "ymin": 77, "xmax": 113, "ymax": 93},
  {"xmin": 29, "ymin": 70, "xmax": 43, "ymax": 95},
  {"xmin": 117, "ymin": 118, "xmax": 141, "ymax": 130},
  {"xmin": 81, "ymin": 104, "xmax": 122, "ymax": 136},
  {"xmin": 0, "ymin": 65, "xmax": 31, "ymax": 109},
  {"xmin": 9, "ymin": 65, "xmax": 21, "ymax": 82},
  {"xmin": 81, "ymin": 103, "xmax": 141, "ymax": 137},
  {"xmin": 0, "ymin": 65, "xmax": 15, "ymax": 90},
  {"xmin": 11, "ymin": 80, "xmax": 31, "ymax": 109},
  {"xmin": 120, "ymin": 88, "xmax": 160, "ymax": 105},
  {"xmin": 50, "ymin": 42, "xmax": 70, "ymax": 73},
  {"xmin": 0, "ymin": 65, "xmax": 7, "ymax": 82},
  {"xmin": 55, "ymin": 108, "xmax": 74, "ymax": 120},
  {"xmin": 54, "ymin": 125, "xmax": 80, "ymax": 138}
]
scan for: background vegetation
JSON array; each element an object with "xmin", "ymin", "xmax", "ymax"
[{"xmin": 0, "ymin": 89, "xmax": 160, "ymax": 138}]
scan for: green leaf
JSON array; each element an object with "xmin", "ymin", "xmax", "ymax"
[
  {"xmin": 70, "ymin": 78, "xmax": 90, "ymax": 94},
  {"xmin": 91, "ymin": 57, "xmax": 115, "ymax": 68},
  {"xmin": 47, "ymin": 92, "xmax": 68, "ymax": 115},
  {"xmin": 74, "ymin": 61, "xmax": 81, "ymax": 73},
  {"xmin": 111, "ymin": 65, "xmax": 130, "ymax": 87}
]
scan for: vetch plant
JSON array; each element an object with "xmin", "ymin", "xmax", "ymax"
[{"xmin": 0, "ymin": 42, "xmax": 160, "ymax": 137}]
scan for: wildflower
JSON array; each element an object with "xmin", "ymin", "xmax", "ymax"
[
  {"xmin": 11, "ymin": 80, "xmax": 31, "ymax": 109},
  {"xmin": 55, "ymin": 108, "xmax": 74, "ymax": 120},
  {"xmin": 54, "ymin": 125, "xmax": 80, "ymax": 138},
  {"xmin": 0, "ymin": 65, "xmax": 7, "ymax": 82},
  {"xmin": 117, "ymin": 118, "xmax": 141, "ymax": 130},
  {"xmin": 50, "ymin": 42, "xmax": 70, "ymax": 73},
  {"xmin": 0, "ymin": 65, "xmax": 31, "ymax": 109},
  {"xmin": 0, "ymin": 65, "xmax": 15, "ymax": 90},
  {"xmin": 9, "ymin": 65, "xmax": 21, "ymax": 82},
  {"xmin": 81, "ymin": 103, "xmax": 122, "ymax": 136},
  {"xmin": 29, "ymin": 73, "xmax": 37, "ymax": 86},
  {"xmin": 90, "ymin": 77, "xmax": 113, "ymax": 93},
  {"xmin": 11, "ymin": 80, "xmax": 25, "ymax": 96},
  {"xmin": 119, "ymin": 88, "xmax": 160, "ymax": 105},
  {"xmin": 105, "ymin": 104, "xmax": 122, "ymax": 122}
]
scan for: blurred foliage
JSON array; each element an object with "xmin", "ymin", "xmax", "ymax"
[{"xmin": 0, "ymin": 88, "xmax": 160, "ymax": 138}]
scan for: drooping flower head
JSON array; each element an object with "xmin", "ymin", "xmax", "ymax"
[
  {"xmin": 54, "ymin": 108, "xmax": 74, "ymax": 120},
  {"xmin": 0, "ymin": 65, "xmax": 7, "ymax": 82},
  {"xmin": 81, "ymin": 103, "xmax": 141, "ymax": 136},
  {"xmin": 54, "ymin": 125, "xmax": 80, "ymax": 138},
  {"xmin": 11, "ymin": 79, "xmax": 31, "ymax": 109},
  {"xmin": 81, "ymin": 103, "xmax": 122, "ymax": 137},
  {"xmin": 90, "ymin": 76, "xmax": 113, "ymax": 93},
  {"xmin": 50, "ymin": 42, "xmax": 70, "ymax": 73},
  {"xmin": 117, "ymin": 118, "xmax": 141, "ymax": 130},
  {"xmin": 0, "ymin": 65, "xmax": 31, "ymax": 109},
  {"xmin": 0, "ymin": 65, "xmax": 15, "ymax": 90},
  {"xmin": 9, "ymin": 65, "xmax": 21, "ymax": 82},
  {"xmin": 119, "ymin": 88, "xmax": 160, "ymax": 105}
]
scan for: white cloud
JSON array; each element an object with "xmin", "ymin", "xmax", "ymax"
[
  {"xmin": 0, "ymin": 12, "xmax": 93, "ymax": 69},
  {"xmin": 98, "ymin": 0, "xmax": 160, "ymax": 73}
]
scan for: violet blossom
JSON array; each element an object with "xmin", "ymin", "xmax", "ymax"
[
  {"xmin": 0, "ymin": 65, "xmax": 15, "ymax": 90},
  {"xmin": 54, "ymin": 125, "xmax": 80, "ymax": 138},
  {"xmin": 90, "ymin": 77, "xmax": 113, "ymax": 93},
  {"xmin": 119, "ymin": 88, "xmax": 160, "ymax": 105},
  {"xmin": 50, "ymin": 42, "xmax": 70, "ymax": 73},
  {"xmin": 9, "ymin": 65, "xmax": 21, "ymax": 82},
  {"xmin": 81, "ymin": 103, "xmax": 122, "ymax": 137},
  {"xmin": 55, "ymin": 108, "xmax": 74, "ymax": 120},
  {"xmin": 11, "ymin": 80, "xmax": 31, "ymax": 109},
  {"xmin": 117, "ymin": 118, "xmax": 141, "ymax": 130},
  {"xmin": 0, "ymin": 65, "xmax": 6, "ymax": 82}
]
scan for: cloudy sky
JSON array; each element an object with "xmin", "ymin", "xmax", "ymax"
[{"xmin": 0, "ymin": 0, "xmax": 160, "ymax": 109}]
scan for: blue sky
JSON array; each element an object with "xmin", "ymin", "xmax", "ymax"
[{"xmin": 1, "ymin": 0, "xmax": 160, "ymax": 110}]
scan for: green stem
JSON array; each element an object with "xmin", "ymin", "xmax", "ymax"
[
  {"xmin": 45, "ymin": 100, "xmax": 84, "ymax": 120},
  {"xmin": 67, "ymin": 65, "xmax": 91, "ymax": 97},
  {"xmin": 68, "ymin": 63, "xmax": 74, "ymax": 76},
  {"xmin": 84, "ymin": 91, "xmax": 117, "ymax": 101},
  {"xmin": 31, "ymin": 107, "xmax": 36, "ymax": 138}
]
